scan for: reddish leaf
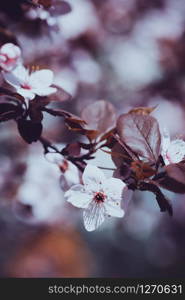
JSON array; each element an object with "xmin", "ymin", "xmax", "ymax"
[
  {"xmin": 61, "ymin": 142, "xmax": 81, "ymax": 157},
  {"xmin": 99, "ymin": 128, "xmax": 116, "ymax": 142},
  {"xmin": 0, "ymin": 103, "xmax": 23, "ymax": 122},
  {"xmin": 65, "ymin": 120, "xmax": 98, "ymax": 140},
  {"xmin": 117, "ymin": 113, "xmax": 161, "ymax": 162},
  {"xmin": 43, "ymin": 107, "xmax": 98, "ymax": 139},
  {"xmin": 34, "ymin": 0, "xmax": 52, "ymax": 7},
  {"xmin": 157, "ymin": 163, "xmax": 185, "ymax": 193},
  {"xmin": 17, "ymin": 119, "xmax": 43, "ymax": 143},
  {"xmin": 50, "ymin": 85, "xmax": 72, "ymax": 102},
  {"xmin": 111, "ymin": 142, "xmax": 131, "ymax": 168},
  {"xmin": 0, "ymin": 87, "xmax": 25, "ymax": 103},
  {"xmin": 81, "ymin": 100, "xmax": 116, "ymax": 140},
  {"xmin": 49, "ymin": 1, "xmax": 72, "ymax": 16},
  {"xmin": 28, "ymin": 99, "xmax": 44, "ymax": 122},
  {"xmin": 131, "ymin": 161, "xmax": 156, "ymax": 180},
  {"xmin": 43, "ymin": 107, "xmax": 86, "ymax": 124}
]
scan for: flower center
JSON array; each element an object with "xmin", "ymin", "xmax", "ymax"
[
  {"xmin": 1, "ymin": 54, "xmax": 16, "ymax": 65},
  {"xmin": 21, "ymin": 83, "xmax": 31, "ymax": 90},
  {"xmin": 94, "ymin": 192, "xmax": 106, "ymax": 203}
]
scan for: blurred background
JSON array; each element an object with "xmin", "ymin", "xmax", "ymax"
[{"xmin": 1, "ymin": 0, "xmax": 185, "ymax": 278}]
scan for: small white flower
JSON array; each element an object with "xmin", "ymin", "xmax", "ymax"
[
  {"xmin": 3, "ymin": 65, "xmax": 57, "ymax": 100},
  {"xmin": 0, "ymin": 43, "xmax": 21, "ymax": 72},
  {"xmin": 60, "ymin": 161, "xmax": 81, "ymax": 191},
  {"xmin": 65, "ymin": 164, "xmax": 126, "ymax": 231},
  {"xmin": 161, "ymin": 128, "xmax": 185, "ymax": 165},
  {"xmin": 45, "ymin": 152, "xmax": 81, "ymax": 191}
]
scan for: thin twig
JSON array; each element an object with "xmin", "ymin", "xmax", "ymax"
[{"xmin": 98, "ymin": 166, "xmax": 116, "ymax": 171}]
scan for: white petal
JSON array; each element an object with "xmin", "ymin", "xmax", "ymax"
[
  {"xmin": 64, "ymin": 164, "xmax": 80, "ymax": 184},
  {"xmin": 12, "ymin": 65, "xmax": 29, "ymax": 82},
  {"xmin": 1, "ymin": 64, "xmax": 14, "ymax": 72},
  {"xmin": 167, "ymin": 139, "xmax": 185, "ymax": 164},
  {"xmin": 161, "ymin": 127, "xmax": 171, "ymax": 154},
  {"xmin": 60, "ymin": 161, "xmax": 81, "ymax": 191},
  {"xmin": 30, "ymin": 69, "xmax": 54, "ymax": 88},
  {"xmin": 45, "ymin": 152, "xmax": 63, "ymax": 164},
  {"xmin": 102, "ymin": 177, "xmax": 126, "ymax": 200},
  {"xmin": 3, "ymin": 65, "xmax": 28, "ymax": 86},
  {"xmin": 33, "ymin": 87, "xmax": 57, "ymax": 97},
  {"xmin": 1, "ymin": 43, "xmax": 21, "ymax": 58},
  {"xmin": 16, "ymin": 88, "xmax": 35, "ymax": 100},
  {"xmin": 0, "ymin": 54, "xmax": 6, "ymax": 62},
  {"xmin": 162, "ymin": 155, "xmax": 170, "ymax": 166},
  {"xmin": 82, "ymin": 165, "xmax": 106, "ymax": 192},
  {"xmin": 3, "ymin": 70, "xmax": 21, "ymax": 87},
  {"xmin": 83, "ymin": 202, "xmax": 106, "ymax": 231},
  {"xmin": 64, "ymin": 184, "xmax": 92, "ymax": 208},
  {"xmin": 104, "ymin": 201, "xmax": 124, "ymax": 218}
]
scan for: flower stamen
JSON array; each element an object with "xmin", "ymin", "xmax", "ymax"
[
  {"xmin": 93, "ymin": 192, "xmax": 106, "ymax": 203},
  {"xmin": 21, "ymin": 83, "xmax": 31, "ymax": 90}
]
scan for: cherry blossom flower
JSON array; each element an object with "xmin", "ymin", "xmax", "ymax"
[
  {"xmin": 60, "ymin": 161, "xmax": 81, "ymax": 191},
  {"xmin": 45, "ymin": 152, "xmax": 81, "ymax": 191},
  {"xmin": 0, "ymin": 43, "xmax": 21, "ymax": 72},
  {"xmin": 161, "ymin": 128, "xmax": 185, "ymax": 165},
  {"xmin": 3, "ymin": 65, "xmax": 57, "ymax": 100},
  {"xmin": 65, "ymin": 164, "xmax": 126, "ymax": 231},
  {"xmin": 13, "ymin": 147, "xmax": 65, "ymax": 225}
]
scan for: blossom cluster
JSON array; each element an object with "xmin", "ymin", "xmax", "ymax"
[
  {"xmin": 1, "ymin": 45, "xmax": 185, "ymax": 231},
  {"xmin": 44, "ymin": 124, "xmax": 185, "ymax": 232},
  {"xmin": 0, "ymin": 42, "xmax": 56, "ymax": 101},
  {"xmin": 64, "ymin": 129, "xmax": 185, "ymax": 231}
]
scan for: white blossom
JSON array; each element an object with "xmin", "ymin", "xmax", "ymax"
[
  {"xmin": 3, "ymin": 65, "xmax": 57, "ymax": 100},
  {"xmin": 60, "ymin": 161, "xmax": 81, "ymax": 191},
  {"xmin": 0, "ymin": 43, "xmax": 21, "ymax": 72},
  {"xmin": 161, "ymin": 128, "xmax": 185, "ymax": 165},
  {"xmin": 65, "ymin": 164, "xmax": 127, "ymax": 231},
  {"xmin": 45, "ymin": 152, "xmax": 81, "ymax": 191},
  {"xmin": 13, "ymin": 146, "xmax": 65, "ymax": 225}
]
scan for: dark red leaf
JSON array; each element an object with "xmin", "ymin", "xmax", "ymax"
[
  {"xmin": 43, "ymin": 107, "xmax": 86, "ymax": 124},
  {"xmin": 43, "ymin": 107, "xmax": 98, "ymax": 139},
  {"xmin": 17, "ymin": 119, "xmax": 43, "ymax": 143},
  {"xmin": 117, "ymin": 113, "xmax": 161, "ymax": 162},
  {"xmin": 131, "ymin": 161, "xmax": 156, "ymax": 180},
  {"xmin": 0, "ymin": 87, "xmax": 25, "ymax": 103},
  {"xmin": 81, "ymin": 100, "xmax": 116, "ymax": 140},
  {"xmin": 49, "ymin": 1, "xmax": 72, "ymax": 16},
  {"xmin": 61, "ymin": 142, "xmax": 81, "ymax": 157},
  {"xmin": 113, "ymin": 162, "xmax": 132, "ymax": 183},
  {"xmin": 34, "ymin": 0, "xmax": 51, "ymax": 8},
  {"xmin": 0, "ymin": 103, "xmax": 23, "ymax": 122},
  {"xmin": 28, "ymin": 98, "xmax": 44, "ymax": 122},
  {"xmin": 111, "ymin": 142, "xmax": 132, "ymax": 168},
  {"xmin": 157, "ymin": 163, "xmax": 185, "ymax": 193},
  {"xmin": 49, "ymin": 85, "xmax": 72, "ymax": 102}
]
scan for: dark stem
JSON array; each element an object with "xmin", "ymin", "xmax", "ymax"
[
  {"xmin": 138, "ymin": 180, "xmax": 173, "ymax": 216},
  {"xmin": 38, "ymin": 136, "xmax": 91, "ymax": 172},
  {"xmin": 98, "ymin": 166, "xmax": 116, "ymax": 171}
]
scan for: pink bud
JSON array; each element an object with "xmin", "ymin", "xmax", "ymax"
[{"xmin": 0, "ymin": 43, "xmax": 21, "ymax": 72}]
